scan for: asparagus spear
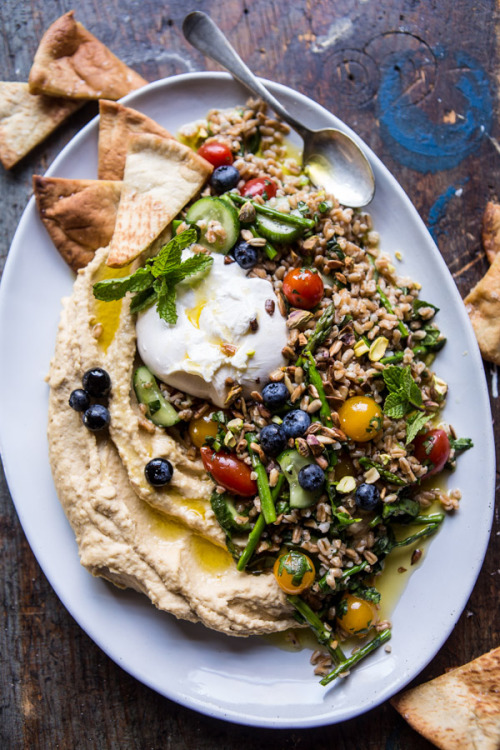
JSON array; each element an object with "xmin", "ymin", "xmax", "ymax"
[
  {"xmin": 245, "ymin": 434, "xmax": 276, "ymax": 524},
  {"xmin": 376, "ymin": 285, "xmax": 409, "ymax": 338},
  {"xmin": 318, "ymin": 560, "xmax": 369, "ymax": 593},
  {"xmin": 295, "ymin": 302, "xmax": 335, "ymax": 366},
  {"xmin": 287, "ymin": 595, "xmax": 346, "ymax": 664},
  {"xmin": 305, "ymin": 352, "xmax": 333, "ymax": 427},
  {"xmin": 248, "ymin": 224, "xmax": 277, "ymax": 261},
  {"xmin": 236, "ymin": 475, "xmax": 285, "ymax": 571},
  {"xmin": 320, "ymin": 629, "xmax": 392, "ymax": 686},
  {"xmin": 228, "ymin": 193, "xmax": 316, "ymax": 229}
]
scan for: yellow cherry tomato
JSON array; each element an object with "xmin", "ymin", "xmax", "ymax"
[
  {"xmin": 337, "ymin": 593, "xmax": 378, "ymax": 636},
  {"xmin": 188, "ymin": 412, "xmax": 218, "ymax": 448},
  {"xmin": 273, "ymin": 550, "xmax": 316, "ymax": 594},
  {"xmin": 338, "ymin": 396, "xmax": 383, "ymax": 442}
]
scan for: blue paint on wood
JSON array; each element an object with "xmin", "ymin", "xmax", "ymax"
[
  {"xmin": 427, "ymin": 180, "xmax": 467, "ymax": 242},
  {"xmin": 378, "ymin": 50, "xmax": 492, "ymax": 173}
]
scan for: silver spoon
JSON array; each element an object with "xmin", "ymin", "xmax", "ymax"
[{"xmin": 182, "ymin": 11, "xmax": 375, "ymax": 208}]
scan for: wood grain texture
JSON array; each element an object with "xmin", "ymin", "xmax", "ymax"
[{"xmin": 0, "ymin": 0, "xmax": 499, "ymax": 747}]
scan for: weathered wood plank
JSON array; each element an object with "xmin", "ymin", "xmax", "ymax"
[{"xmin": 1, "ymin": 0, "xmax": 498, "ymax": 747}]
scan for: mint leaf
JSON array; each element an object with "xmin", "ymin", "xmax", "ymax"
[
  {"xmin": 401, "ymin": 366, "xmax": 414, "ymax": 398},
  {"xmin": 151, "ymin": 226, "xmax": 199, "ymax": 277},
  {"xmin": 409, "ymin": 381, "xmax": 423, "ymax": 408},
  {"xmin": 176, "ymin": 253, "xmax": 213, "ymax": 282},
  {"xmin": 383, "ymin": 366, "xmax": 404, "ymax": 393},
  {"xmin": 93, "ymin": 267, "xmax": 154, "ymax": 301},
  {"xmin": 406, "ymin": 411, "xmax": 430, "ymax": 444},
  {"xmin": 383, "ymin": 392, "xmax": 407, "ymax": 419},
  {"xmin": 156, "ymin": 279, "xmax": 177, "ymax": 324},
  {"xmin": 130, "ymin": 288, "xmax": 156, "ymax": 314}
]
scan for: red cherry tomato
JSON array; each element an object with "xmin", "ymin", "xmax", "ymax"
[
  {"xmin": 412, "ymin": 429, "xmax": 451, "ymax": 477},
  {"xmin": 282, "ymin": 267, "xmax": 324, "ymax": 310},
  {"xmin": 240, "ymin": 177, "xmax": 277, "ymax": 200},
  {"xmin": 197, "ymin": 141, "xmax": 233, "ymax": 167},
  {"xmin": 200, "ymin": 446, "xmax": 257, "ymax": 497}
]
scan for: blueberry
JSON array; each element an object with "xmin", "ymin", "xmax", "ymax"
[
  {"xmin": 355, "ymin": 483, "xmax": 380, "ymax": 511},
  {"xmin": 298, "ymin": 464, "xmax": 325, "ymax": 492},
  {"xmin": 259, "ymin": 423, "xmax": 286, "ymax": 456},
  {"xmin": 69, "ymin": 388, "xmax": 90, "ymax": 412},
  {"xmin": 210, "ymin": 165, "xmax": 240, "ymax": 193},
  {"xmin": 281, "ymin": 409, "xmax": 311, "ymax": 439},
  {"xmin": 233, "ymin": 240, "xmax": 258, "ymax": 269},
  {"xmin": 82, "ymin": 367, "xmax": 111, "ymax": 397},
  {"xmin": 262, "ymin": 381, "xmax": 289, "ymax": 410},
  {"xmin": 82, "ymin": 404, "xmax": 110, "ymax": 431},
  {"xmin": 145, "ymin": 458, "xmax": 174, "ymax": 486}
]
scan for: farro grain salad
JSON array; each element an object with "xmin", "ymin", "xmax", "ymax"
[{"xmin": 63, "ymin": 98, "xmax": 472, "ymax": 686}]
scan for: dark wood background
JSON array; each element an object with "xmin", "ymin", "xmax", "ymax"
[{"xmin": 1, "ymin": 1, "xmax": 499, "ymax": 747}]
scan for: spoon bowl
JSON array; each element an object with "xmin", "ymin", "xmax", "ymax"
[{"xmin": 183, "ymin": 12, "xmax": 375, "ymax": 207}]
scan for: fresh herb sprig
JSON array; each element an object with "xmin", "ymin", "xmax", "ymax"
[{"xmin": 93, "ymin": 227, "xmax": 213, "ymax": 325}]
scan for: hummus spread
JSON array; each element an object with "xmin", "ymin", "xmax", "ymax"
[{"xmin": 47, "ymin": 247, "xmax": 296, "ymax": 635}]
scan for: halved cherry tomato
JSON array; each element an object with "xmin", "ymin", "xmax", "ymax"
[
  {"xmin": 338, "ymin": 396, "xmax": 383, "ymax": 443},
  {"xmin": 412, "ymin": 428, "xmax": 450, "ymax": 477},
  {"xmin": 197, "ymin": 141, "xmax": 233, "ymax": 167},
  {"xmin": 337, "ymin": 593, "xmax": 378, "ymax": 636},
  {"xmin": 188, "ymin": 412, "xmax": 218, "ymax": 448},
  {"xmin": 282, "ymin": 267, "xmax": 324, "ymax": 310},
  {"xmin": 273, "ymin": 550, "xmax": 316, "ymax": 594},
  {"xmin": 240, "ymin": 176, "xmax": 277, "ymax": 200},
  {"xmin": 200, "ymin": 446, "xmax": 257, "ymax": 497}
]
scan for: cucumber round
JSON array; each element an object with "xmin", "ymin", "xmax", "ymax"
[
  {"xmin": 186, "ymin": 197, "xmax": 240, "ymax": 254},
  {"xmin": 255, "ymin": 211, "xmax": 304, "ymax": 244}
]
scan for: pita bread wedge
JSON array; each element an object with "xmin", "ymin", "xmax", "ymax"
[
  {"xmin": 106, "ymin": 133, "xmax": 213, "ymax": 268},
  {"xmin": 33, "ymin": 176, "xmax": 122, "ymax": 271},
  {"xmin": 28, "ymin": 11, "xmax": 147, "ymax": 100},
  {"xmin": 464, "ymin": 252, "xmax": 500, "ymax": 365},
  {"xmin": 98, "ymin": 100, "xmax": 173, "ymax": 181},
  {"xmin": 0, "ymin": 82, "xmax": 81, "ymax": 169},
  {"xmin": 391, "ymin": 647, "xmax": 500, "ymax": 750},
  {"xmin": 482, "ymin": 201, "xmax": 500, "ymax": 264}
]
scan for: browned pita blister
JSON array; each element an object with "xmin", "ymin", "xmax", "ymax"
[
  {"xmin": 391, "ymin": 647, "xmax": 500, "ymax": 750},
  {"xmin": 0, "ymin": 82, "xmax": 81, "ymax": 169},
  {"xmin": 33, "ymin": 175, "xmax": 122, "ymax": 271},
  {"xmin": 482, "ymin": 201, "xmax": 500, "ymax": 264},
  {"xmin": 464, "ymin": 251, "xmax": 500, "ymax": 365},
  {"xmin": 98, "ymin": 100, "xmax": 173, "ymax": 181},
  {"xmin": 28, "ymin": 11, "xmax": 147, "ymax": 100},
  {"xmin": 106, "ymin": 133, "xmax": 213, "ymax": 268}
]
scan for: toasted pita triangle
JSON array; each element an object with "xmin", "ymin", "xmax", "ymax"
[
  {"xmin": 465, "ymin": 251, "xmax": 500, "ymax": 365},
  {"xmin": 391, "ymin": 647, "xmax": 500, "ymax": 750},
  {"xmin": 106, "ymin": 133, "xmax": 212, "ymax": 268},
  {"xmin": 0, "ymin": 82, "xmax": 81, "ymax": 169},
  {"xmin": 482, "ymin": 201, "xmax": 500, "ymax": 264},
  {"xmin": 34, "ymin": 176, "xmax": 122, "ymax": 271},
  {"xmin": 28, "ymin": 11, "xmax": 147, "ymax": 100},
  {"xmin": 98, "ymin": 100, "xmax": 173, "ymax": 181}
]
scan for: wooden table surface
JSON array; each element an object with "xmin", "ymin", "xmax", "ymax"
[{"xmin": 1, "ymin": 1, "xmax": 499, "ymax": 747}]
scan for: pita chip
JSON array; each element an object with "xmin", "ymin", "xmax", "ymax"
[
  {"xmin": 482, "ymin": 201, "xmax": 500, "ymax": 264},
  {"xmin": 98, "ymin": 99, "xmax": 173, "ymax": 181},
  {"xmin": 33, "ymin": 175, "xmax": 122, "ymax": 271},
  {"xmin": 0, "ymin": 82, "xmax": 81, "ymax": 169},
  {"xmin": 106, "ymin": 133, "xmax": 212, "ymax": 268},
  {"xmin": 28, "ymin": 11, "xmax": 147, "ymax": 100},
  {"xmin": 464, "ymin": 252, "xmax": 500, "ymax": 365},
  {"xmin": 391, "ymin": 647, "xmax": 500, "ymax": 750}
]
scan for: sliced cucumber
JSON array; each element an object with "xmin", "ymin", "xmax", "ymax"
[
  {"xmin": 255, "ymin": 210, "xmax": 304, "ymax": 244},
  {"xmin": 186, "ymin": 197, "xmax": 240, "ymax": 254},
  {"xmin": 277, "ymin": 449, "xmax": 321, "ymax": 508},
  {"xmin": 210, "ymin": 491, "xmax": 251, "ymax": 532},
  {"xmin": 133, "ymin": 366, "xmax": 180, "ymax": 427}
]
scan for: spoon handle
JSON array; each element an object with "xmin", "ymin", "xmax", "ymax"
[{"xmin": 183, "ymin": 12, "xmax": 308, "ymax": 139}]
